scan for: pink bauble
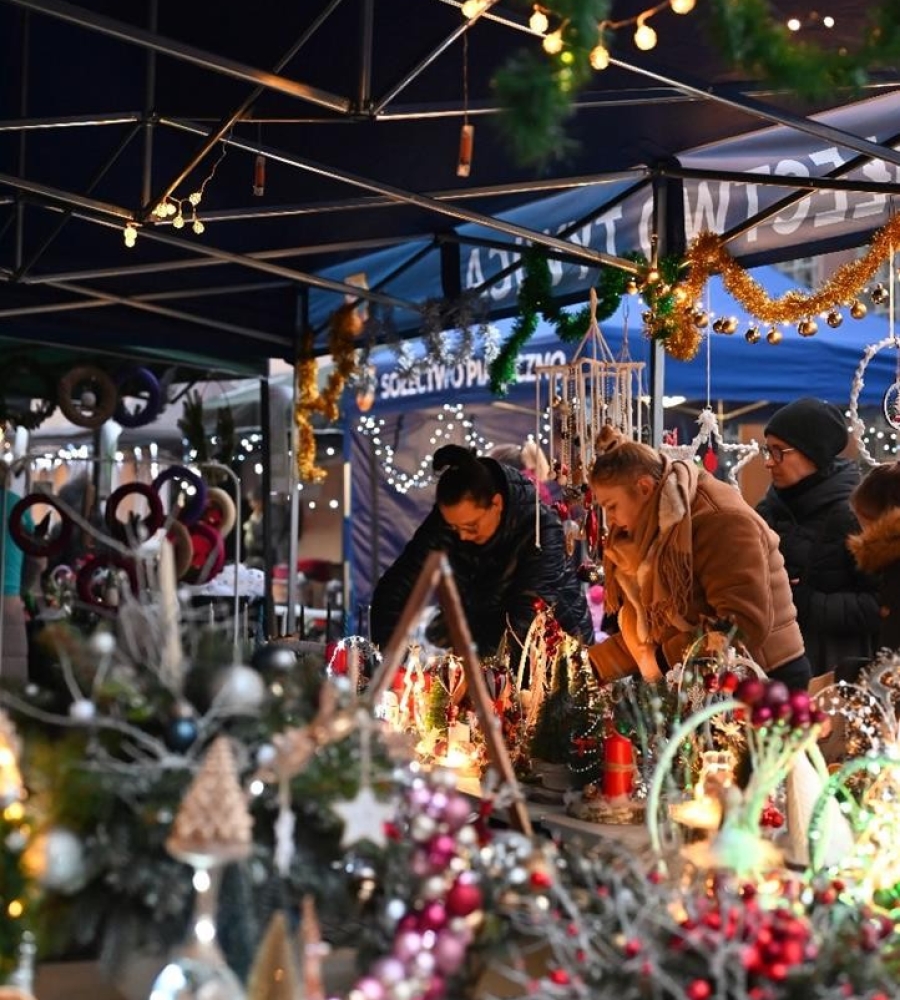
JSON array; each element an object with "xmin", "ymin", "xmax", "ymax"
[
  {"xmin": 418, "ymin": 901, "xmax": 448, "ymax": 932},
  {"xmin": 442, "ymin": 794, "xmax": 472, "ymax": 831},
  {"xmin": 393, "ymin": 930, "xmax": 423, "ymax": 961},
  {"xmin": 355, "ymin": 977, "xmax": 386, "ymax": 1000},
  {"xmin": 433, "ymin": 930, "xmax": 468, "ymax": 974},
  {"xmin": 422, "ymin": 975, "xmax": 447, "ymax": 1000}
]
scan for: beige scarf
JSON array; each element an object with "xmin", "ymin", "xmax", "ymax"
[{"xmin": 603, "ymin": 458, "xmax": 698, "ymax": 645}]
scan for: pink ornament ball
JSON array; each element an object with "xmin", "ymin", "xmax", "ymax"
[
  {"xmin": 418, "ymin": 900, "xmax": 448, "ymax": 932},
  {"xmin": 735, "ymin": 677, "xmax": 766, "ymax": 707},
  {"xmin": 433, "ymin": 930, "xmax": 468, "ymax": 974}
]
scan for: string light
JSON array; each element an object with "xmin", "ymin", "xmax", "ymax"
[
  {"xmin": 633, "ymin": 15, "xmax": 657, "ymax": 51},
  {"xmin": 148, "ymin": 135, "xmax": 229, "ymax": 238},
  {"xmin": 123, "ymin": 222, "xmax": 138, "ymax": 248},
  {"xmin": 669, "ymin": 0, "xmax": 695, "ymax": 12},
  {"xmin": 356, "ymin": 402, "xmax": 495, "ymax": 495},
  {"xmin": 529, "ymin": 5, "xmax": 549, "ymax": 33}
]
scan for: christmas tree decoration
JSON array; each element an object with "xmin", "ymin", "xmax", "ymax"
[
  {"xmin": 331, "ymin": 712, "xmax": 396, "ymax": 849},
  {"xmin": 112, "ymin": 364, "xmax": 163, "ymax": 429},
  {"xmin": 660, "ymin": 407, "xmax": 760, "ymax": 488},
  {"xmin": 246, "ymin": 911, "xmax": 301, "ymax": 1000},
  {"xmin": 849, "ymin": 335, "xmax": 900, "ymax": 466},
  {"xmin": 56, "ymin": 364, "xmax": 117, "ymax": 428},
  {"xmin": 166, "ymin": 736, "xmax": 254, "ymax": 867}
]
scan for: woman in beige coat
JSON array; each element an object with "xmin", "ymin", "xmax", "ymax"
[{"xmin": 587, "ymin": 427, "xmax": 810, "ymax": 690}]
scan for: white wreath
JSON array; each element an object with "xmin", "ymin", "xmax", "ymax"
[{"xmin": 848, "ymin": 335, "xmax": 900, "ymax": 467}]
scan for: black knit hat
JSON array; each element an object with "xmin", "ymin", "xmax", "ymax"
[{"xmin": 764, "ymin": 397, "xmax": 848, "ymax": 470}]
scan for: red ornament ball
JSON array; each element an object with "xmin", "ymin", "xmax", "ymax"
[
  {"xmin": 445, "ymin": 877, "xmax": 483, "ymax": 917},
  {"xmin": 686, "ymin": 979, "xmax": 713, "ymax": 1000}
]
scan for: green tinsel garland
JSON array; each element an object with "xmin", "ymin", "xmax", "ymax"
[{"xmin": 489, "ymin": 249, "xmax": 681, "ymax": 395}]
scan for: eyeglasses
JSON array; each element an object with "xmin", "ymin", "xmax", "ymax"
[
  {"xmin": 762, "ymin": 444, "xmax": 797, "ymax": 463},
  {"xmin": 446, "ymin": 501, "xmax": 496, "ymax": 537}
]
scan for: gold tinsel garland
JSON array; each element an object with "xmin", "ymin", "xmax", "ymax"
[
  {"xmin": 666, "ymin": 215, "xmax": 900, "ymax": 361},
  {"xmin": 294, "ymin": 304, "xmax": 362, "ymax": 483}
]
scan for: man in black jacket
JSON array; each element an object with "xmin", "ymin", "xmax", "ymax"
[
  {"xmin": 370, "ymin": 444, "xmax": 593, "ymax": 655},
  {"xmin": 756, "ymin": 397, "xmax": 880, "ymax": 677}
]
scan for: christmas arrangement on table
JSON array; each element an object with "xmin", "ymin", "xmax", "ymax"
[{"xmin": 2, "ymin": 525, "xmax": 900, "ymax": 1000}]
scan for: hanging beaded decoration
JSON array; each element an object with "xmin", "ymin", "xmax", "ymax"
[{"xmin": 536, "ymin": 288, "xmax": 646, "ymax": 547}]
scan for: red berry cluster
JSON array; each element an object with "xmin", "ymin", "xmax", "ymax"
[
  {"xmin": 672, "ymin": 887, "xmax": 815, "ymax": 993},
  {"xmin": 734, "ymin": 677, "xmax": 827, "ymax": 730}
]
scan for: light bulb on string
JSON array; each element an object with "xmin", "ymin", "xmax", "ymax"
[
  {"xmin": 529, "ymin": 6, "xmax": 549, "ymax": 33},
  {"xmin": 670, "ymin": 0, "xmax": 695, "ymax": 12},
  {"xmin": 542, "ymin": 29, "xmax": 564, "ymax": 54},
  {"xmin": 589, "ymin": 43, "xmax": 610, "ymax": 70},
  {"xmin": 633, "ymin": 17, "xmax": 657, "ymax": 51}
]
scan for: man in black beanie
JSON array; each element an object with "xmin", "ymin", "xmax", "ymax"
[{"xmin": 756, "ymin": 397, "xmax": 880, "ymax": 676}]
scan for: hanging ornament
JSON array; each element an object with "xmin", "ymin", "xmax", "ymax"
[
  {"xmin": 849, "ymin": 336, "xmax": 900, "ymax": 466},
  {"xmin": 722, "ymin": 316, "xmax": 739, "ymax": 334},
  {"xmin": 797, "ymin": 318, "xmax": 818, "ymax": 337},
  {"xmin": 692, "ymin": 309, "xmax": 709, "ymax": 328},
  {"xmin": 883, "ymin": 381, "xmax": 900, "ymax": 430},
  {"xmin": 745, "ymin": 327, "xmax": 761, "ymax": 344},
  {"xmin": 712, "ymin": 318, "xmax": 726, "ymax": 334},
  {"xmin": 871, "ymin": 282, "xmax": 890, "ymax": 306},
  {"xmin": 252, "ymin": 154, "xmax": 266, "ymax": 197},
  {"xmin": 702, "ymin": 447, "xmax": 719, "ymax": 473},
  {"xmin": 57, "ymin": 365, "xmax": 117, "ymax": 428},
  {"xmin": 660, "ymin": 407, "xmax": 760, "ymax": 487},
  {"xmin": 765, "ymin": 326, "xmax": 783, "ymax": 345},
  {"xmin": 850, "ymin": 299, "xmax": 868, "ymax": 320},
  {"xmin": 826, "ymin": 309, "xmax": 844, "ymax": 328}
]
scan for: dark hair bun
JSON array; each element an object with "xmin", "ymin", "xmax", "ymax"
[
  {"xmin": 595, "ymin": 424, "xmax": 626, "ymax": 455},
  {"xmin": 432, "ymin": 444, "xmax": 477, "ymax": 475}
]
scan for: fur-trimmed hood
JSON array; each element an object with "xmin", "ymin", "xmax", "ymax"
[{"xmin": 847, "ymin": 508, "xmax": 900, "ymax": 574}]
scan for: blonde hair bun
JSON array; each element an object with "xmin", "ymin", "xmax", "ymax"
[{"xmin": 595, "ymin": 424, "xmax": 627, "ymax": 455}]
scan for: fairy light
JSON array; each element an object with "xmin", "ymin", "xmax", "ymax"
[
  {"xmin": 669, "ymin": 0, "xmax": 695, "ymax": 11},
  {"xmin": 148, "ymin": 136, "xmax": 228, "ymax": 238},
  {"xmin": 529, "ymin": 5, "xmax": 549, "ymax": 32},
  {"xmin": 356, "ymin": 402, "xmax": 495, "ymax": 494},
  {"xmin": 633, "ymin": 15, "xmax": 657, "ymax": 50},
  {"xmin": 123, "ymin": 222, "xmax": 138, "ymax": 248}
]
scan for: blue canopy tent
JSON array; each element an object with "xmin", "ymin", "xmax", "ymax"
[{"xmin": 347, "ymin": 263, "xmax": 900, "ymax": 618}]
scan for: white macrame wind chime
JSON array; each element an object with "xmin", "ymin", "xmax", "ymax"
[
  {"xmin": 849, "ymin": 240, "xmax": 900, "ymax": 466},
  {"xmin": 533, "ymin": 288, "xmax": 645, "ymax": 563}
]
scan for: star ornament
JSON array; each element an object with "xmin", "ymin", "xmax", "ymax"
[
  {"xmin": 660, "ymin": 406, "xmax": 759, "ymax": 487},
  {"xmin": 332, "ymin": 784, "xmax": 396, "ymax": 849}
]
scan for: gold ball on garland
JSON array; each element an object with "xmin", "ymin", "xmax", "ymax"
[
  {"xmin": 871, "ymin": 283, "xmax": 890, "ymax": 306},
  {"xmin": 850, "ymin": 299, "xmax": 868, "ymax": 320},
  {"xmin": 723, "ymin": 316, "xmax": 739, "ymax": 335},
  {"xmin": 826, "ymin": 310, "xmax": 844, "ymax": 328},
  {"xmin": 673, "ymin": 285, "xmax": 689, "ymax": 304},
  {"xmin": 625, "ymin": 277, "xmax": 639, "ymax": 295},
  {"xmin": 745, "ymin": 327, "xmax": 761, "ymax": 344},
  {"xmin": 692, "ymin": 309, "xmax": 709, "ymax": 329},
  {"xmin": 712, "ymin": 318, "xmax": 726, "ymax": 334},
  {"xmin": 641, "ymin": 310, "xmax": 654, "ymax": 325},
  {"xmin": 766, "ymin": 327, "xmax": 783, "ymax": 345},
  {"xmin": 797, "ymin": 318, "xmax": 818, "ymax": 337}
]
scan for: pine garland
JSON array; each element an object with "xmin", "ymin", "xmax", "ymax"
[
  {"xmin": 488, "ymin": 249, "xmax": 679, "ymax": 394},
  {"xmin": 492, "ymin": 1, "xmax": 900, "ymax": 167}
]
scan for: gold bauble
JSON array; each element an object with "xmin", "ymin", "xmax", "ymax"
[
  {"xmin": 625, "ymin": 278, "xmax": 639, "ymax": 295},
  {"xmin": 826, "ymin": 310, "xmax": 843, "ymax": 328},
  {"xmin": 712, "ymin": 318, "xmax": 726, "ymax": 334},
  {"xmin": 745, "ymin": 327, "xmax": 761, "ymax": 344},
  {"xmin": 693, "ymin": 310, "xmax": 709, "ymax": 329},
  {"xmin": 871, "ymin": 283, "xmax": 890, "ymax": 306},
  {"xmin": 850, "ymin": 300, "xmax": 868, "ymax": 320},
  {"xmin": 766, "ymin": 327, "xmax": 783, "ymax": 345},
  {"xmin": 723, "ymin": 316, "xmax": 739, "ymax": 335},
  {"xmin": 797, "ymin": 318, "xmax": 818, "ymax": 337}
]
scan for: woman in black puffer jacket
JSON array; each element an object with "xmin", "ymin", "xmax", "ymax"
[
  {"xmin": 756, "ymin": 398, "xmax": 880, "ymax": 676},
  {"xmin": 370, "ymin": 444, "xmax": 593, "ymax": 655}
]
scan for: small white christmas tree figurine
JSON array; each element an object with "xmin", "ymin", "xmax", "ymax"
[
  {"xmin": 166, "ymin": 735, "xmax": 253, "ymax": 866},
  {"xmin": 247, "ymin": 911, "xmax": 302, "ymax": 1000}
]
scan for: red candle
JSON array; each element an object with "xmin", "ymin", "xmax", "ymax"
[{"xmin": 602, "ymin": 730, "xmax": 635, "ymax": 798}]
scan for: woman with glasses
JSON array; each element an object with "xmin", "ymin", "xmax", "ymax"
[
  {"xmin": 756, "ymin": 397, "xmax": 880, "ymax": 677},
  {"xmin": 369, "ymin": 443, "xmax": 593, "ymax": 655},
  {"xmin": 587, "ymin": 424, "xmax": 811, "ymax": 690}
]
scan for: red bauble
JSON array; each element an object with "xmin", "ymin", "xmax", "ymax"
[
  {"xmin": 735, "ymin": 677, "xmax": 766, "ymax": 707},
  {"xmin": 686, "ymin": 979, "xmax": 713, "ymax": 1000},
  {"xmin": 702, "ymin": 448, "xmax": 719, "ymax": 472},
  {"xmin": 548, "ymin": 969, "xmax": 570, "ymax": 986},
  {"xmin": 445, "ymin": 877, "xmax": 483, "ymax": 917}
]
